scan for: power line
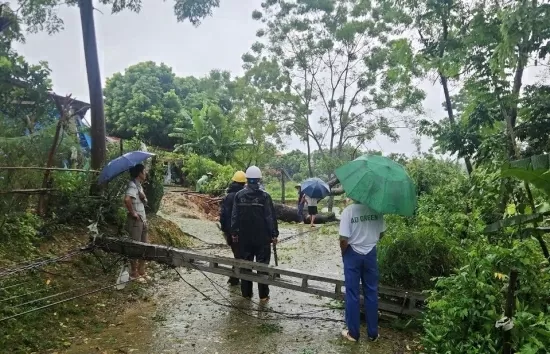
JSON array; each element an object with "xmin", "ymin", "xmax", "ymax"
[
  {"xmin": 0, "ymin": 271, "xmax": 159, "ymax": 323},
  {"xmin": 190, "ymin": 262, "xmax": 335, "ymax": 317},
  {"xmin": 175, "ymin": 267, "xmax": 342, "ymax": 323},
  {"xmin": 0, "ymin": 286, "xmax": 50, "ymax": 303},
  {"xmin": 0, "ymin": 249, "xmax": 88, "ymax": 278},
  {"xmin": 12, "ymin": 279, "xmax": 114, "ymax": 309}
]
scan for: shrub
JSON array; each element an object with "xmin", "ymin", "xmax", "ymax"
[
  {"xmin": 182, "ymin": 153, "xmax": 235, "ymax": 195},
  {"xmin": 422, "ymin": 240, "xmax": 550, "ymax": 353},
  {"xmin": 0, "ymin": 213, "xmax": 43, "ymax": 264},
  {"xmin": 377, "ymin": 217, "xmax": 462, "ymax": 290},
  {"xmin": 143, "ymin": 156, "xmax": 164, "ymax": 214}
]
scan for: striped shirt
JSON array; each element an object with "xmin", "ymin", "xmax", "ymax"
[{"xmin": 126, "ymin": 180, "xmax": 146, "ymax": 221}]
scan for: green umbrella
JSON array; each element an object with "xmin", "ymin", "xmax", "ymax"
[{"xmin": 335, "ymin": 154, "xmax": 417, "ymax": 216}]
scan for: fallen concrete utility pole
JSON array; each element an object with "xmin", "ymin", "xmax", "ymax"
[{"xmin": 92, "ymin": 236, "xmax": 425, "ymax": 316}]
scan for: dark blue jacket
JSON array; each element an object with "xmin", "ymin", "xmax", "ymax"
[
  {"xmin": 219, "ymin": 182, "xmax": 245, "ymax": 236},
  {"xmin": 231, "ymin": 183, "xmax": 279, "ymax": 245}
]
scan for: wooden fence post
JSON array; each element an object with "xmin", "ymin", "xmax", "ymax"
[{"xmin": 37, "ymin": 95, "xmax": 72, "ymax": 216}]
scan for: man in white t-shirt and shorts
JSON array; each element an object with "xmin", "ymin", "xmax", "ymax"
[
  {"xmin": 339, "ymin": 199, "xmax": 386, "ymax": 342},
  {"xmin": 304, "ymin": 195, "xmax": 319, "ymax": 227}
]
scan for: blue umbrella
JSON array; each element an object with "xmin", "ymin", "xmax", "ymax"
[
  {"xmin": 300, "ymin": 177, "xmax": 330, "ymax": 199},
  {"xmin": 98, "ymin": 151, "xmax": 155, "ymax": 184}
]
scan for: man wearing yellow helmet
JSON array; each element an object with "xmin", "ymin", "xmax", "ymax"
[{"xmin": 219, "ymin": 170, "xmax": 247, "ymax": 285}]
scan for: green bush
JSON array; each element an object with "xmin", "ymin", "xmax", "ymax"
[
  {"xmin": 182, "ymin": 153, "xmax": 235, "ymax": 195},
  {"xmin": 0, "ymin": 213, "xmax": 43, "ymax": 265},
  {"xmin": 143, "ymin": 156, "xmax": 164, "ymax": 214},
  {"xmin": 422, "ymin": 240, "xmax": 550, "ymax": 353},
  {"xmin": 378, "ymin": 217, "xmax": 462, "ymax": 290}
]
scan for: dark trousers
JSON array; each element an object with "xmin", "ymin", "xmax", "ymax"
[
  {"xmin": 239, "ymin": 242, "xmax": 271, "ymax": 299},
  {"xmin": 228, "ymin": 242, "xmax": 240, "ymax": 284},
  {"xmin": 225, "ymin": 233, "xmax": 240, "ymax": 285}
]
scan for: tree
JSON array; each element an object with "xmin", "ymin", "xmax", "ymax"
[
  {"xmin": 104, "ymin": 62, "xmax": 189, "ymax": 148},
  {"xmin": 105, "ymin": 64, "xmax": 244, "ymax": 150},
  {"xmin": 0, "ymin": 17, "xmax": 53, "ymax": 138},
  {"xmin": 9, "ymin": 0, "xmax": 223, "ymax": 35},
  {"xmin": 169, "ymin": 102, "xmax": 246, "ymax": 164},
  {"xmin": 387, "ymin": 0, "xmax": 475, "ymax": 175},
  {"xmin": 244, "ymin": 0, "xmax": 425, "ymax": 180},
  {"xmin": 6, "ymin": 0, "xmax": 227, "ymax": 170}
]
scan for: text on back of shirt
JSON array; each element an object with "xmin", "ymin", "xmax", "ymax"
[{"xmin": 351, "ymin": 214, "xmax": 379, "ymax": 223}]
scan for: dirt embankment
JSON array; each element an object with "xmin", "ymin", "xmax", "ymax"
[
  {"xmin": 160, "ymin": 188, "xmax": 337, "ymax": 224},
  {"xmin": 160, "ymin": 189, "xmax": 221, "ymax": 221}
]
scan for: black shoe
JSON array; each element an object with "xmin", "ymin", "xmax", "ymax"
[
  {"xmin": 368, "ymin": 335, "xmax": 379, "ymax": 342},
  {"xmin": 227, "ymin": 278, "xmax": 240, "ymax": 286}
]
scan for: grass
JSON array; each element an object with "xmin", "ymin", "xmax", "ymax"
[{"xmin": 0, "ymin": 216, "xmax": 193, "ymax": 354}]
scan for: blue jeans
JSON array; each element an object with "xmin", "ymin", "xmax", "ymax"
[
  {"xmin": 343, "ymin": 246, "xmax": 378, "ymax": 340},
  {"xmin": 297, "ymin": 203, "xmax": 304, "ymax": 222}
]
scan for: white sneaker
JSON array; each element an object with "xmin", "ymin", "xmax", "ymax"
[{"xmin": 341, "ymin": 330, "xmax": 357, "ymax": 342}]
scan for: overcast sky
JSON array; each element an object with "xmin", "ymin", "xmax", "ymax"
[{"xmin": 13, "ymin": 0, "xmax": 546, "ymax": 156}]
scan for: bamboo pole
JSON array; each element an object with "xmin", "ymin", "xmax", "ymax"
[{"xmin": 0, "ymin": 167, "xmax": 99, "ymax": 173}]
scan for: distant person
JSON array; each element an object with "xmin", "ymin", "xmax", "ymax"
[
  {"xmin": 339, "ymin": 198, "xmax": 386, "ymax": 342},
  {"xmin": 219, "ymin": 170, "xmax": 247, "ymax": 286},
  {"xmin": 231, "ymin": 166, "xmax": 279, "ymax": 302},
  {"xmin": 196, "ymin": 172, "xmax": 213, "ymax": 193},
  {"xmin": 304, "ymin": 195, "xmax": 319, "ymax": 227},
  {"xmin": 124, "ymin": 164, "xmax": 149, "ymax": 283},
  {"xmin": 295, "ymin": 184, "xmax": 305, "ymax": 223}
]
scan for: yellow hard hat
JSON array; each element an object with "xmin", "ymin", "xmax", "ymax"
[{"xmin": 232, "ymin": 170, "xmax": 247, "ymax": 183}]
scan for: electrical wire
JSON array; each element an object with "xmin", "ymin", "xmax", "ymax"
[
  {"xmin": 194, "ymin": 228, "xmax": 319, "ymax": 250},
  {"xmin": 0, "ymin": 280, "xmax": 33, "ymax": 292},
  {"xmin": 190, "ymin": 262, "xmax": 336, "ymax": 317},
  {"xmin": 0, "ymin": 249, "xmax": 87, "ymax": 278},
  {"xmin": 0, "ymin": 286, "xmax": 51, "ymax": 303},
  {"xmin": 12, "ymin": 279, "xmax": 118, "ymax": 309},
  {"xmin": 174, "ymin": 268, "xmax": 342, "ymax": 323},
  {"xmin": 0, "ymin": 270, "xmax": 160, "ymax": 323}
]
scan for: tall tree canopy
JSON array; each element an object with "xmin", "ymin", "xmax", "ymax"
[
  {"xmin": 242, "ymin": 0, "xmax": 426, "ymax": 176},
  {"xmin": 104, "ymin": 62, "xmax": 239, "ymax": 149}
]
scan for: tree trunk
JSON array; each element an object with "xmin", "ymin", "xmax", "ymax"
[
  {"xmin": 306, "ymin": 135, "xmax": 313, "ymax": 177},
  {"xmin": 37, "ymin": 96, "xmax": 70, "ymax": 216},
  {"xmin": 79, "ymin": 0, "xmax": 106, "ymax": 171},
  {"xmin": 273, "ymin": 203, "xmax": 336, "ymax": 224}
]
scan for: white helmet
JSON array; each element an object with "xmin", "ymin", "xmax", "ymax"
[{"xmin": 245, "ymin": 165, "xmax": 262, "ymax": 179}]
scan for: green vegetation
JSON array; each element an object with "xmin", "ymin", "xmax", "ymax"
[{"xmin": 1, "ymin": 0, "xmax": 550, "ymax": 351}]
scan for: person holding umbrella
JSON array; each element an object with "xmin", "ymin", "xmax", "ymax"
[
  {"xmin": 124, "ymin": 164, "xmax": 149, "ymax": 282},
  {"xmin": 300, "ymin": 177, "xmax": 331, "ymax": 227},
  {"xmin": 99, "ymin": 151, "xmax": 156, "ymax": 282},
  {"xmin": 335, "ymin": 155, "xmax": 417, "ymax": 343}
]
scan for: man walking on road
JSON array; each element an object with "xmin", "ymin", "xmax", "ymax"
[
  {"xmin": 231, "ymin": 166, "xmax": 279, "ymax": 302},
  {"xmin": 219, "ymin": 171, "xmax": 247, "ymax": 286},
  {"xmin": 339, "ymin": 198, "xmax": 385, "ymax": 342}
]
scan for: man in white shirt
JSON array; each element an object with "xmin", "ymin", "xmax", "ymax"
[
  {"xmin": 304, "ymin": 195, "xmax": 319, "ymax": 227},
  {"xmin": 339, "ymin": 199, "xmax": 386, "ymax": 342}
]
